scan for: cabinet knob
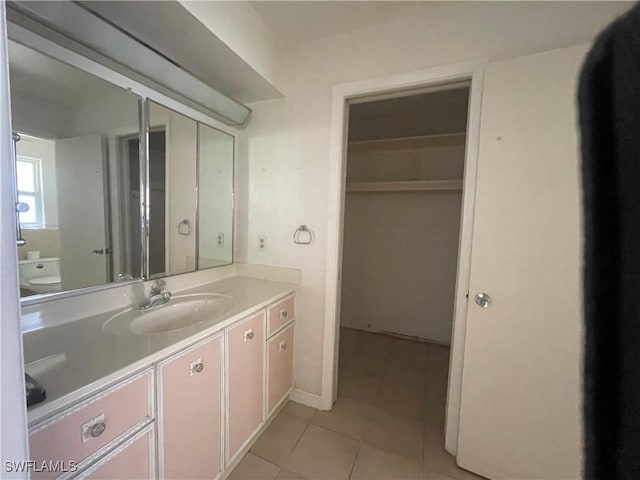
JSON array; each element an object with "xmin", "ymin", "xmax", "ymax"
[
  {"xmin": 90, "ymin": 421, "xmax": 106, "ymax": 438},
  {"xmin": 190, "ymin": 361, "xmax": 205, "ymax": 375},
  {"xmin": 280, "ymin": 309, "xmax": 288, "ymax": 319},
  {"xmin": 279, "ymin": 341, "xmax": 287, "ymax": 352},
  {"xmin": 243, "ymin": 329, "xmax": 254, "ymax": 341}
]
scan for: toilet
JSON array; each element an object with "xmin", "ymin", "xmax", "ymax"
[{"xmin": 18, "ymin": 257, "xmax": 62, "ymax": 294}]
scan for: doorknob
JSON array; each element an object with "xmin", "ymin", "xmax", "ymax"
[{"xmin": 475, "ymin": 292, "xmax": 492, "ymax": 308}]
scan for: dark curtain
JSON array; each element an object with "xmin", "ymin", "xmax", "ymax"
[{"xmin": 579, "ymin": 3, "xmax": 640, "ymax": 479}]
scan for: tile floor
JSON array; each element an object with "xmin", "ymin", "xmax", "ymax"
[{"xmin": 229, "ymin": 327, "xmax": 485, "ymax": 480}]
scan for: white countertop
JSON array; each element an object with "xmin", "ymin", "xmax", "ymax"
[{"xmin": 23, "ymin": 276, "xmax": 297, "ymax": 426}]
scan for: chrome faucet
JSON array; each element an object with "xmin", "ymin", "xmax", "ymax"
[{"xmin": 137, "ymin": 279, "xmax": 171, "ymax": 310}]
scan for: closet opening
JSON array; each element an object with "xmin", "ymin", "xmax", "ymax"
[{"xmin": 336, "ymin": 82, "xmax": 470, "ymax": 432}]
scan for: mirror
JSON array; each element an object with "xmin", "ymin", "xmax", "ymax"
[
  {"xmin": 9, "ymin": 40, "xmax": 236, "ymax": 301},
  {"xmin": 198, "ymin": 124, "xmax": 234, "ymax": 268},
  {"xmin": 148, "ymin": 101, "xmax": 198, "ymax": 276},
  {"xmin": 9, "ymin": 40, "xmax": 143, "ymax": 298}
]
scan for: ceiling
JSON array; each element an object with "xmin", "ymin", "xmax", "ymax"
[{"xmin": 249, "ymin": 1, "xmax": 451, "ymax": 46}]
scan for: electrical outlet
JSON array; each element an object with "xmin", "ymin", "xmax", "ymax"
[
  {"xmin": 217, "ymin": 233, "xmax": 224, "ymax": 248},
  {"xmin": 258, "ymin": 235, "xmax": 267, "ymax": 251}
]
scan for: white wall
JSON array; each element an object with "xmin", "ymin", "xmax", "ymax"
[
  {"xmin": 179, "ymin": 0, "xmax": 286, "ymax": 94},
  {"xmin": 341, "ymin": 190, "xmax": 461, "ymax": 343},
  {"xmin": 237, "ymin": 1, "xmax": 629, "ymax": 398},
  {"xmin": 341, "ymin": 143, "xmax": 465, "ymax": 343}
]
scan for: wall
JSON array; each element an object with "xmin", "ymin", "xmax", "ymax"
[
  {"xmin": 341, "ymin": 143, "xmax": 464, "ymax": 343},
  {"xmin": 236, "ymin": 1, "xmax": 630, "ymax": 398},
  {"xmin": 180, "ymin": 0, "xmax": 286, "ymax": 94},
  {"xmin": 341, "ymin": 190, "xmax": 461, "ymax": 343}
]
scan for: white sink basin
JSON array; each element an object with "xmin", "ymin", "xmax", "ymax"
[{"xmin": 103, "ymin": 293, "xmax": 233, "ymax": 335}]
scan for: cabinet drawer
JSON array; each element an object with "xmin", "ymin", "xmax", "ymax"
[
  {"xmin": 267, "ymin": 323, "xmax": 294, "ymax": 416},
  {"xmin": 267, "ymin": 295, "xmax": 294, "ymax": 337},
  {"xmin": 29, "ymin": 371, "xmax": 152, "ymax": 480},
  {"xmin": 227, "ymin": 311, "xmax": 265, "ymax": 463},
  {"xmin": 80, "ymin": 426, "xmax": 153, "ymax": 480}
]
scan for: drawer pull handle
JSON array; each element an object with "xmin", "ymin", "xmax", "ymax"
[
  {"xmin": 279, "ymin": 341, "xmax": 287, "ymax": 352},
  {"xmin": 190, "ymin": 359, "xmax": 205, "ymax": 375},
  {"xmin": 280, "ymin": 309, "xmax": 288, "ymax": 319},
  {"xmin": 244, "ymin": 329, "xmax": 254, "ymax": 341},
  {"xmin": 90, "ymin": 421, "xmax": 106, "ymax": 438}
]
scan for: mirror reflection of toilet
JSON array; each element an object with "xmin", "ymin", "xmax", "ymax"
[{"xmin": 18, "ymin": 257, "xmax": 62, "ymax": 294}]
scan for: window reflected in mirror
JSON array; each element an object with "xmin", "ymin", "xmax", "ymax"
[
  {"xmin": 198, "ymin": 123, "xmax": 234, "ymax": 268},
  {"xmin": 9, "ymin": 40, "xmax": 142, "ymax": 297}
]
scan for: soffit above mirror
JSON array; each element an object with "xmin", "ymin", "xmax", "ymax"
[{"xmin": 78, "ymin": 1, "xmax": 283, "ymax": 104}]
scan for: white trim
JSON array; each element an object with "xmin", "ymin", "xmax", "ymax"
[
  {"xmin": 290, "ymin": 388, "xmax": 324, "ymax": 410},
  {"xmin": 0, "ymin": 1, "xmax": 30, "ymax": 466},
  {"xmin": 445, "ymin": 63, "xmax": 485, "ymax": 456},
  {"xmin": 321, "ymin": 60, "xmax": 487, "ymax": 460}
]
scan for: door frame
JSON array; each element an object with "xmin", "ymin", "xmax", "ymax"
[{"xmin": 321, "ymin": 58, "xmax": 486, "ymax": 455}]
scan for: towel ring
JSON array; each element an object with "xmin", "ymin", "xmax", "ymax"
[
  {"xmin": 178, "ymin": 219, "xmax": 191, "ymax": 236},
  {"xmin": 293, "ymin": 225, "xmax": 314, "ymax": 245}
]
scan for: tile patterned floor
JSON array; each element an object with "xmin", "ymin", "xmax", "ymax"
[{"xmin": 229, "ymin": 328, "xmax": 485, "ymax": 480}]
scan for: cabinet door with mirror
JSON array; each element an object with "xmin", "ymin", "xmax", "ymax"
[
  {"xmin": 198, "ymin": 123, "xmax": 234, "ymax": 269},
  {"xmin": 9, "ymin": 40, "xmax": 234, "ymax": 301}
]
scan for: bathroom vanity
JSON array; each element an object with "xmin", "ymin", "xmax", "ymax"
[{"xmin": 23, "ymin": 275, "xmax": 296, "ymax": 480}]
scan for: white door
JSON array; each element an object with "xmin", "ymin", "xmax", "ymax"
[
  {"xmin": 56, "ymin": 134, "xmax": 109, "ymax": 290},
  {"xmin": 457, "ymin": 44, "xmax": 588, "ymax": 479}
]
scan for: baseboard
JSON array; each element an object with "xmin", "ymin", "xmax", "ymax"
[{"xmin": 290, "ymin": 388, "xmax": 324, "ymax": 410}]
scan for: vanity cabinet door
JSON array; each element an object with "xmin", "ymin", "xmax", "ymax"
[
  {"xmin": 158, "ymin": 334, "xmax": 223, "ymax": 480},
  {"xmin": 267, "ymin": 323, "xmax": 295, "ymax": 416},
  {"xmin": 226, "ymin": 311, "xmax": 265, "ymax": 463}
]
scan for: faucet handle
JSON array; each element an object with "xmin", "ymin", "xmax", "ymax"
[{"xmin": 150, "ymin": 279, "xmax": 166, "ymax": 295}]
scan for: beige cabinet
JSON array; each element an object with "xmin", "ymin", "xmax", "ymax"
[
  {"xmin": 226, "ymin": 311, "xmax": 265, "ymax": 464},
  {"xmin": 158, "ymin": 334, "xmax": 223, "ymax": 480},
  {"xmin": 267, "ymin": 322, "xmax": 294, "ymax": 416}
]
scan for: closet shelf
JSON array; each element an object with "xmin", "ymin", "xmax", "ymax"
[
  {"xmin": 348, "ymin": 133, "xmax": 466, "ymax": 154},
  {"xmin": 346, "ymin": 180, "xmax": 463, "ymax": 193}
]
